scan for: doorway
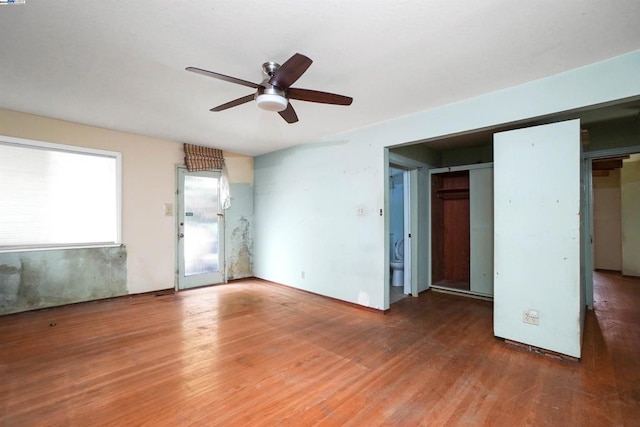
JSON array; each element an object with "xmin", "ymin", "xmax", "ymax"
[
  {"xmin": 177, "ymin": 167, "xmax": 225, "ymax": 289},
  {"xmin": 585, "ymin": 147, "xmax": 640, "ymax": 306},
  {"xmin": 430, "ymin": 169, "xmax": 470, "ymax": 291},
  {"xmin": 389, "ymin": 166, "xmax": 411, "ymax": 303},
  {"xmin": 428, "ymin": 163, "xmax": 494, "ymax": 298}
]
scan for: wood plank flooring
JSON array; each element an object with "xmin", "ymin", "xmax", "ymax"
[{"xmin": 1, "ymin": 273, "xmax": 639, "ymax": 426}]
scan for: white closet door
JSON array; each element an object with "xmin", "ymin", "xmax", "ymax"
[
  {"xmin": 470, "ymin": 167, "xmax": 494, "ymax": 296},
  {"xmin": 493, "ymin": 119, "xmax": 582, "ymax": 358}
]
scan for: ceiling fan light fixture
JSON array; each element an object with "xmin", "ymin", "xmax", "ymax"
[{"xmin": 256, "ymin": 93, "xmax": 288, "ymax": 112}]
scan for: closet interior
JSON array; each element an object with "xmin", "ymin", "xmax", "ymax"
[{"xmin": 431, "ymin": 170, "xmax": 471, "ymax": 291}]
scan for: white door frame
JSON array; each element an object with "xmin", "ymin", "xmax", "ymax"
[
  {"xmin": 385, "ymin": 151, "xmax": 432, "ymax": 309},
  {"xmin": 402, "ymin": 169, "xmax": 412, "ymax": 295}
]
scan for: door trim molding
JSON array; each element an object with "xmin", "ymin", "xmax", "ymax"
[{"xmin": 385, "ymin": 150, "xmax": 433, "ymax": 309}]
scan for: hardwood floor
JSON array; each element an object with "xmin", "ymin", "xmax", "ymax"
[{"xmin": 1, "ymin": 273, "xmax": 638, "ymax": 426}]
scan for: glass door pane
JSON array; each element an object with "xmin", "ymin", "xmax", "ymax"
[
  {"xmin": 177, "ymin": 168, "xmax": 224, "ymax": 289},
  {"xmin": 184, "ymin": 175, "xmax": 219, "ymax": 276}
]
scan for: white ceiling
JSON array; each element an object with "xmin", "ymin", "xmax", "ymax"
[{"xmin": 1, "ymin": 1, "xmax": 640, "ymax": 156}]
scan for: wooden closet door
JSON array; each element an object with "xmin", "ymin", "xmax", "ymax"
[
  {"xmin": 431, "ymin": 171, "xmax": 470, "ymax": 287},
  {"xmin": 443, "ymin": 196, "xmax": 470, "ymax": 283}
]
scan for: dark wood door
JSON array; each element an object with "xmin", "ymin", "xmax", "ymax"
[{"xmin": 431, "ymin": 171, "xmax": 470, "ymax": 287}]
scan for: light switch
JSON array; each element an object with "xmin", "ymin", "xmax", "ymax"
[{"xmin": 164, "ymin": 203, "xmax": 174, "ymax": 216}]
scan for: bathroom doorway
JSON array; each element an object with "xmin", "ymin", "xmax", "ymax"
[{"xmin": 389, "ymin": 166, "xmax": 411, "ymax": 303}]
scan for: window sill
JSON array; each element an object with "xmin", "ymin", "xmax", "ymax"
[{"xmin": 0, "ymin": 243, "xmax": 123, "ymax": 254}]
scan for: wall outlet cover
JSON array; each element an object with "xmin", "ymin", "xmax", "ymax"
[{"xmin": 523, "ymin": 309, "xmax": 540, "ymax": 325}]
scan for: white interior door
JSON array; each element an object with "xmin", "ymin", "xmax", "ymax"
[
  {"xmin": 493, "ymin": 119, "xmax": 582, "ymax": 358},
  {"xmin": 177, "ymin": 168, "xmax": 224, "ymax": 289}
]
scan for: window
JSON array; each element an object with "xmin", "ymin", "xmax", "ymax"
[{"xmin": 0, "ymin": 135, "xmax": 121, "ymax": 250}]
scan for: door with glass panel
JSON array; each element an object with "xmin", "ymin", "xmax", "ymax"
[{"xmin": 177, "ymin": 168, "xmax": 224, "ymax": 289}]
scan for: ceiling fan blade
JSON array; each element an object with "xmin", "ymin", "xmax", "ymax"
[
  {"xmin": 186, "ymin": 67, "xmax": 261, "ymax": 89},
  {"xmin": 210, "ymin": 94, "xmax": 255, "ymax": 112},
  {"xmin": 288, "ymin": 88, "xmax": 353, "ymax": 106},
  {"xmin": 278, "ymin": 103, "xmax": 299, "ymax": 124},
  {"xmin": 269, "ymin": 53, "xmax": 312, "ymax": 90}
]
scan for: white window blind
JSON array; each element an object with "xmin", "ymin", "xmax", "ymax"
[{"xmin": 0, "ymin": 136, "xmax": 120, "ymax": 249}]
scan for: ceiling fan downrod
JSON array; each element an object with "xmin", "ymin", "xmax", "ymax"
[{"xmin": 262, "ymin": 61, "xmax": 280, "ymax": 77}]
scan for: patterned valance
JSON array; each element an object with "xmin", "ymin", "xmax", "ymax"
[{"xmin": 184, "ymin": 143, "xmax": 224, "ymax": 171}]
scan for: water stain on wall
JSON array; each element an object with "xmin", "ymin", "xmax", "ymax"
[
  {"xmin": 225, "ymin": 182, "xmax": 254, "ymax": 280},
  {"xmin": 0, "ymin": 246, "xmax": 127, "ymax": 315},
  {"xmin": 228, "ymin": 216, "xmax": 253, "ymax": 279}
]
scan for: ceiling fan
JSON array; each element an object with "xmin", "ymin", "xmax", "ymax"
[{"xmin": 186, "ymin": 53, "xmax": 353, "ymax": 124}]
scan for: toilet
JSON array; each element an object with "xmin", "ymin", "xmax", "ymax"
[{"xmin": 390, "ymin": 238, "xmax": 404, "ymax": 287}]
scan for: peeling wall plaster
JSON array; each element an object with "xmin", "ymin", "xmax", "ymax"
[
  {"xmin": 228, "ymin": 216, "xmax": 253, "ymax": 279},
  {"xmin": 225, "ymin": 183, "xmax": 254, "ymax": 280},
  {"xmin": 0, "ymin": 246, "xmax": 127, "ymax": 315}
]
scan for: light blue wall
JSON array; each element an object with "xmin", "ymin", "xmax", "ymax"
[
  {"xmin": 584, "ymin": 116, "xmax": 640, "ymax": 152},
  {"xmin": 254, "ymin": 139, "xmax": 383, "ymax": 307},
  {"xmin": 442, "ymin": 144, "xmax": 493, "ymax": 167},
  {"xmin": 254, "ymin": 50, "xmax": 640, "ymax": 311},
  {"xmin": 391, "ymin": 144, "xmax": 441, "ymax": 166}
]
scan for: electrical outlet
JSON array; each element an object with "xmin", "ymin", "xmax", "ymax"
[
  {"xmin": 301, "ymin": 271, "xmax": 305, "ymax": 279},
  {"xmin": 523, "ymin": 309, "xmax": 540, "ymax": 325}
]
